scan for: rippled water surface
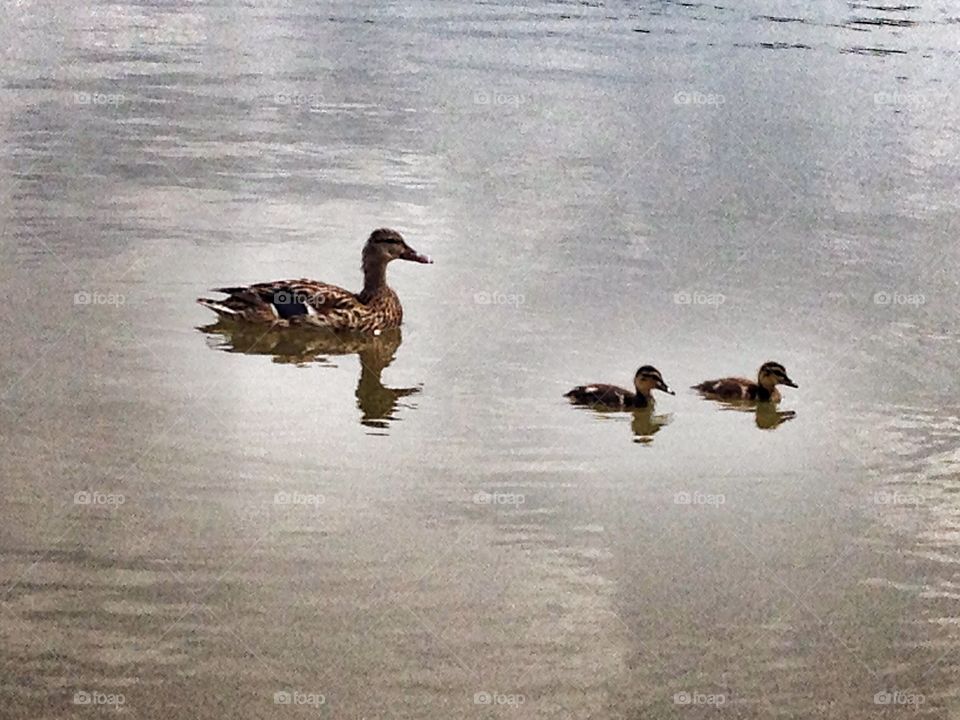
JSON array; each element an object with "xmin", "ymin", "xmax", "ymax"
[{"xmin": 2, "ymin": 0, "xmax": 960, "ymax": 717}]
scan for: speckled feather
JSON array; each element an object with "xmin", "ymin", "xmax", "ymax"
[
  {"xmin": 197, "ymin": 228, "xmax": 428, "ymax": 333},
  {"xmin": 203, "ymin": 279, "xmax": 403, "ymax": 331}
]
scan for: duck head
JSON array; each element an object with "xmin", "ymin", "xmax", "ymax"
[
  {"xmin": 634, "ymin": 365, "xmax": 674, "ymax": 398},
  {"xmin": 758, "ymin": 361, "xmax": 798, "ymax": 391},
  {"xmin": 364, "ymin": 228, "xmax": 432, "ymax": 265}
]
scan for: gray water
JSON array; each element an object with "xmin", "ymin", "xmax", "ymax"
[{"xmin": 2, "ymin": 0, "xmax": 960, "ymax": 717}]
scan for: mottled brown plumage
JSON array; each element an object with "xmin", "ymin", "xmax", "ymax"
[
  {"xmin": 565, "ymin": 365, "xmax": 674, "ymax": 409},
  {"xmin": 693, "ymin": 361, "xmax": 798, "ymax": 404},
  {"xmin": 196, "ymin": 228, "xmax": 432, "ymax": 333}
]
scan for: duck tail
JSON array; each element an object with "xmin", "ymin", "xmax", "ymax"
[{"xmin": 196, "ymin": 297, "xmax": 241, "ymax": 319}]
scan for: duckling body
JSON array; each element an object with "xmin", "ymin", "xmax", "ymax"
[
  {"xmin": 692, "ymin": 377, "xmax": 780, "ymax": 402},
  {"xmin": 564, "ymin": 383, "xmax": 654, "ymax": 409},
  {"xmin": 565, "ymin": 365, "xmax": 674, "ymax": 409},
  {"xmin": 693, "ymin": 362, "xmax": 797, "ymax": 404},
  {"xmin": 196, "ymin": 228, "xmax": 431, "ymax": 333}
]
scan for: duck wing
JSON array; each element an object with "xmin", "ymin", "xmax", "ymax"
[
  {"xmin": 564, "ymin": 383, "xmax": 632, "ymax": 407},
  {"xmin": 199, "ymin": 279, "xmax": 363, "ymax": 327},
  {"xmin": 692, "ymin": 377, "xmax": 755, "ymax": 399}
]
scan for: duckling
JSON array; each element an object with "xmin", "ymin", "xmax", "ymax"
[
  {"xmin": 196, "ymin": 228, "xmax": 432, "ymax": 333},
  {"xmin": 692, "ymin": 361, "xmax": 798, "ymax": 403},
  {"xmin": 565, "ymin": 365, "xmax": 674, "ymax": 409}
]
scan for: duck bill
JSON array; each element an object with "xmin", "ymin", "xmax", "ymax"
[
  {"xmin": 782, "ymin": 377, "xmax": 798, "ymax": 388},
  {"xmin": 658, "ymin": 381, "xmax": 675, "ymax": 395},
  {"xmin": 400, "ymin": 246, "xmax": 433, "ymax": 264}
]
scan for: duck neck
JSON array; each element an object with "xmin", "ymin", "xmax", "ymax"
[
  {"xmin": 360, "ymin": 253, "xmax": 390, "ymax": 301},
  {"xmin": 755, "ymin": 379, "xmax": 777, "ymax": 402},
  {"xmin": 633, "ymin": 388, "xmax": 653, "ymax": 408}
]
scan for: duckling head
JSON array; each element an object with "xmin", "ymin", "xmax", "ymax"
[
  {"xmin": 634, "ymin": 365, "xmax": 675, "ymax": 397},
  {"xmin": 364, "ymin": 228, "xmax": 432, "ymax": 266},
  {"xmin": 758, "ymin": 361, "xmax": 798, "ymax": 390}
]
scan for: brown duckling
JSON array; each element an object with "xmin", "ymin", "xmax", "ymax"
[
  {"xmin": 197, "ymin": 228, "xmax": 432, "ymax": 333},
  {"xmin": 565, "ymin": 365, "xmax": 674, "ymax": 409},
  {"xmin": 692, "ymin": 361, "xmax": 798, "ymax": 403}
]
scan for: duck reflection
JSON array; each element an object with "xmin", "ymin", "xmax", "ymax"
[
  {"xmin": 573, "ymin": 406, "xmax": 671, "ymax": 444},
  {"xmin": 197, "ymin": 323, "xmax": 420, "ymax": 429},
  {"xmin": 754, "ymin": 404, "xmax": 796, "ymax": 429},
  {"xmin": 714, "ymin": 400, "xmax": 796, "ymax": 430},
  {"xmin": 630, "ymin": 408, "xmax": 671, "ymax": 444}
]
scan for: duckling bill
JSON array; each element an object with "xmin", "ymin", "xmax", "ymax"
[
  {"xmin": 692, "ymin": 361, "xmax": 797, "ymax": 403},
  {"xmin": 565, "ymin": 365, "xmax": 674, "ymax": 409}
]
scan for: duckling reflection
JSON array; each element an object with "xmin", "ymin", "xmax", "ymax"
[
  {"xmin": 754, "ymin": 404, "xmax": 796, "ymax": 429},
  {"xmin": 570, "ymin": 405, "xmax": 671, "ymax": 444},
  {"xmin": 630, "ymin": 408, "xmax": 672, "ymax": 444},
  {"xmin": 712, "ymin": 400, "xmax": 796, "ymax": 430},
  {"xmin": 197, "ymin": 323, "xmax": 420, "ymax": 428}
]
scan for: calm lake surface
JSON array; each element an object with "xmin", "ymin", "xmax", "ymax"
[{"xmin": 2, "ymin": 0, "xmax": 960, "ymax": 717}]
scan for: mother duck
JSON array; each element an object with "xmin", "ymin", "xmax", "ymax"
[{"xmin": 197, "ymin": 228, "xmax": 432, "ymax": 333}]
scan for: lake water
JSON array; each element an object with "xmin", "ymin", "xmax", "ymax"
[{"xmin": 2, "ymin": 0, "xmax": 960, "ymax": 717}]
